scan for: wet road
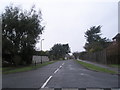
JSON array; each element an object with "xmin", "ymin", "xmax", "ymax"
[{"xmin": 2, "ymin": 60, "xmax": 119, "ymax": 89}]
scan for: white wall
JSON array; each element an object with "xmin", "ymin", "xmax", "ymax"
[{"xmin": 32, "ymin": 55, "xmax": 49, "ymax": 63}]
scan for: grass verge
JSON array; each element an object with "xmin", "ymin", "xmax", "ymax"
[
  {"xmin": 109, "ymin": 64, "xmax": 120, "ymax": 68},
  {"xmin": 3, "ymin": 61, "xmax": 56, "ymax": 74},
  {"xmin": 75, "ymin": 60, "xmax": 118, "ymax": 74}
]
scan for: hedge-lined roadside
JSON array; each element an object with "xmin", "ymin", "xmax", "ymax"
[
  {"xmin": 3, "ymin": 61, "xmax": 56, "ymax": 74},
  {"xmin": 75, "ymin": 60, "xmax": 118, "ymax": 74}
]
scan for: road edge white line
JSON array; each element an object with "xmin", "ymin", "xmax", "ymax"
[{"xmin": 41, "ymin": 76, "xmax": 53, "ymax": 88}]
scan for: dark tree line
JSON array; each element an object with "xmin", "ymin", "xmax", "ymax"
[
  {"xmin": 84, "ymin": 25, "xmax": 110, "ymax": 52},
  {"xmin": 33, "ymin": 50, "xmax": 49, "ymax": 56},
  {"xmin": 73, "ymin": 25, "xmax": 110, "ymax": 59},
  {"xmin": 49, "ymin": 44, "xmax": 71, "ymax": 60},
  {"xmin": 2, "ymin": 5, "xmax": 44, "ymax": 66}
]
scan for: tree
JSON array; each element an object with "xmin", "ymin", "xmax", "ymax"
[
  {"xmin": 33, "ymin": 50, "xmax": 49, "ymax": 56},
  {"xmin": 84, "ymin": 25, "xmax": 109, "ymax": 52},
  {"xmin": 2, "ymin": 5, "xmax": 44, "ymax": 65},
  {"xmin": 49, "ymin": 44, "xmax": 71, "ymax": 60},
  {"xmin": 72, "ymin": 52, "xmax": 80, "ymax": 59},
  {"xmin": 79, "ymin": 51, "xmax": 87, "ymax": 60},
  {"xmin": 73, "ymin": 51, "xmax": 87, "ymax": 60},
  {"xmin": 63, "ymin": 44, "xmax": 71, "ymax": 54}
]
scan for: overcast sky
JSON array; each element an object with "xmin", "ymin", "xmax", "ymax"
[{"xmin": 0, "ymin": 0, "xmax": 119, "ymax": 53}]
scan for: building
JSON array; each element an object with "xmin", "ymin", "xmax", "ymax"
[
  {"xmin": 106, "ymin": 33, "xmax": 120, "ymax": 64},
  {"xmin": 112, "ymin": 33, "xmax": 120, "ymax": 42}
]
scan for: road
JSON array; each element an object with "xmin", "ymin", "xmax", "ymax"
[{"xmin": 2, "ymin": 59, "xmax": 119, "ymax": 89}]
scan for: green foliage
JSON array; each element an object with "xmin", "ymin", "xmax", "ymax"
[
  {"xmin": 13, "ymin": 55, "xmax": 22, "ymax": 66},
  {"xmin": 49, "ymin": 44, "xmax": 71, "ymax": 60},
  {"xmin": 72, "ymin": 51, "xmax": 87, "ymax": 60},
  {"xmin": 33, "ymin": 50, "xmax": 49, "ymax": 56},
  {"xmin": 2, "ymin": 5, "xmax": 44, "ymax": 66},
  {"xmin": 84, "ymin": 25, "xmax": 109, "ymax": 52},
  {"xmin": 72, "ymin": 52, "xmax": 80, "ymax": 59},
  {"xmin": 85, "ymin": 26, "xmax": 101, "ymax": 43}
]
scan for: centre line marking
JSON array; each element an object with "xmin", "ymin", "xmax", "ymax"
[
  {"xmin": 54, "ymin": 68, "xmax": 59, "ymax": 74},
  {"xmin": 41, "ymin": 76, "xmax": 52, "ymax": 88},
  {"xmin": 62, "ymin": 63, "xmax": 64, "ymax": 65},
  {"xmin": 41, "ymin": 63, "xmax": 64, "ymax": 88},
  {"xmin": 80, "ymin": 73, "xmax": 84, "ymax": 75},
  {"xmin": 59, "ymin": 65, "xmax": 62, "ymax": 68}
]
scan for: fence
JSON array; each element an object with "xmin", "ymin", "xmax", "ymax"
[
  {"xmin": 81, "ymin": 50, "xmax": 107, "ymax": 64},
  {"xmin": 80, "ymin": 48, "xmax": 119, "ymax": 65}
]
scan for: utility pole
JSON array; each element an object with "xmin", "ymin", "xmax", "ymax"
[{"xmin": 41, "ymin": 39, "xmax": 44, "ymax": 64}]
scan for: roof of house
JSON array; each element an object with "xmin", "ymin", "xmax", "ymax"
[{"xmin": 112, "ymin": 33, "xmax": 120, "ymax": 40}]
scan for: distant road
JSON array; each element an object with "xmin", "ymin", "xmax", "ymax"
[{"xmin": 2, "ymin": 59, "xmax": 119, "ymax": 89}]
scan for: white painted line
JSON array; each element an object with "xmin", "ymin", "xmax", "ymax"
[
  {"xmin": 80, "ymin": 73, "xmax": 84, "ymax": 75},
  {"xmin": 41, "ymin": 76, "xmax": 52, "ymax": 88},
  {"xmin": 59, "ymin": 65, "xmax": 62, "ymax": 68},
  {"xmin": 41, "ymin": 63, "xmax": 65, "ymax": 88},
  {"xmin": 62, "ymin": 63, "xmax": 64, "ymax": 65},
  {"xmin": 54, "ymin": 68, "xmax": 59, "ymax": 74}
]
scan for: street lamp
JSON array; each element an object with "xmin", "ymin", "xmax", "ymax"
[{"xmin": 41, "ymin": 39, "xmax": 44, "ymax": 64}]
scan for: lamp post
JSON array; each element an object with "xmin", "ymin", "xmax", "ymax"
[{"xmin": 41, "ymin": 39, "xmax": 44, "ymax": 64}]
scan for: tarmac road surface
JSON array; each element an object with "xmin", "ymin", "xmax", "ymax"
[{"xmin": 2, "ymin": 59, "xmax": 119, "ymax": 89}]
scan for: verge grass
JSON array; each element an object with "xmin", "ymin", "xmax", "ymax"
[
  {"xmin": 75, "ymin": 60, "xmax": 118, "ymax": 74},
  {"xmin": 109, "ymin": 64, "xmax": 120, "ymax": 68},
  {"xmin": 3, "ymin": 61, "xmax": 56, "ymax": 74}
]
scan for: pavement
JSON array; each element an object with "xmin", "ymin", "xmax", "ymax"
[{"xmin": 2, "ymin": 59, "xmax": 119, "ymax": 89}]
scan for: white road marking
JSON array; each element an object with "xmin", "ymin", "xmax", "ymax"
[
  {"xmin": 80, "ymin": 73, "xmax": 84, "ymax": 75},
  {"xmin": 54, "ymin": 63, "xmax": 64, "ymax": 74},
  {"xmin": 54, "ymin": 68, "xmax": 59, "ymax": 74},
  {"xmin": 62, "ymin": 63, "xmax": 64, "ymax": 65},
  {"xmin": 41, "ymin": 63, "xmax": 64, "ymax": 88},
  {"xmin": 41, "ymin": 76, "xmax": 53, "ymax": 88},
  {"xmin": 59, "ymin": 65, "xmax": 62, "ymax": 68}
]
